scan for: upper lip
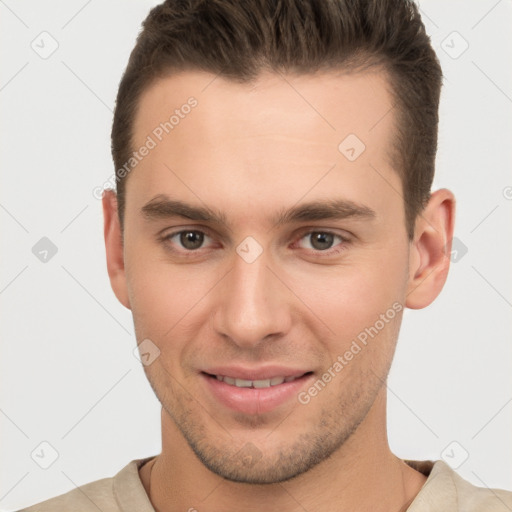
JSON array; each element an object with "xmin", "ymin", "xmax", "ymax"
[{"xmin": 202, "ymin": 365, "xmax": 311, "ymax": 380}]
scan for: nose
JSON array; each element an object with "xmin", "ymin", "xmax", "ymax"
[{"xmin": 212, "ymin": 247, "xmax": 292, "ymax": 348}]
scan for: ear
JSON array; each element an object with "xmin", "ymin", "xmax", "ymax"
[
  {"xmin": 102, "ymin": 189, "xmax": 131, "ymax": 310},
  {"xmin": 405, "ymin": 188, "xmax": 456, "ymax": 309}
]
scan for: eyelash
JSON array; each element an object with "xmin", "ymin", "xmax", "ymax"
[{"xmin": 158, "ymin": 228, "xmax": 350, "ymax": 258}]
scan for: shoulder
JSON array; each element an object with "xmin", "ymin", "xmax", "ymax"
[
  {"xmin": 448, "ymin": 464, "xmax": 512, "ymax": 511},
  {"xmin": 18, "ymin": 476, "xmax": 116, "ymax": 512},
  {"xmin": 406, "ymin": 459, "xmax": 512, "ymax": 511},
  {"xmin": 17, "ymin": 457, "xmax": 155, "ymax": 512}
]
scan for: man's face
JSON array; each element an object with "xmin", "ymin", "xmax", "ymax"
[{"xmin": 121, "ymin": 69, "xmax": 411, "ymax": 483}]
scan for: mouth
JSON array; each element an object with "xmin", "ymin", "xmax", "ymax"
[
  {"xmin": 203, "ymin": 371, "xmax": 313, "ymax": 388},
  {"xmin": 200, "ymin": 371, "xmax": 315, "ymax": 414}
]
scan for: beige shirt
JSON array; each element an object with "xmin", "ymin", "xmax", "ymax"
[{"xmin": 18, "ymin": 457, "xmax": 512, "ymax": 511}]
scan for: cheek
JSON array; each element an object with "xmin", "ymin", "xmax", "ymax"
[
  {"xmin": 124, "ymin": 246, "xmax": 216, "ymax": 341},
  {"xmin": 285, "ymin": 246, "xmax": 408, "ymax": 344}
]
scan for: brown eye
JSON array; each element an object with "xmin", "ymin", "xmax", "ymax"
[
  {"xmin": 160, "ymin": 229, "xmax": 216, "ymax": 256},
  {"xmin": 179, "ymin": 230, "xmax": 204, "ymax": 250},
  {"xmin": 295, "ymin": 230, "xmax": 348, "ymax": 256},
  {"xmin": 308, "ymin": 232, "xmax": 335, "ymax": 250}
]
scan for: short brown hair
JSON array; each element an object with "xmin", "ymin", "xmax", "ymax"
[{"xmin": 111, "ymin": 0, "xmax": 442, "ymax": 240}]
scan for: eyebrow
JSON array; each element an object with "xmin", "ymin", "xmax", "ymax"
[{"xmin": 141, "ymin": 194, "xmax": 376, "ymax": 228}]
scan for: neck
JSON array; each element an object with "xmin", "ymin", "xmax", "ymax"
[{"xmin": 141, "ymin": 388, "xmax": 427, "ymax": 512}]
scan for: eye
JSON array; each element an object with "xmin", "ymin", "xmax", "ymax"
[
  {"xmin": 159, "ymin": 228, "xmax": 349, "ymax": 257},
  {"xmin": 162, "ymin": 230, "xmax": 213, "ymax": 251},
  {"xmin": 296, "ymin": 231, "xmax": 347, "ymax": 253}
]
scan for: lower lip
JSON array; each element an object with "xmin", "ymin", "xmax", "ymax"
[{"xmin": 201, "ymin": 372, "xmax": 313, "ymax": 414}]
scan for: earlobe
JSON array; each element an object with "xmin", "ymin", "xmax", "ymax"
[
  {"xmin": 102, "ymin": 189, "xmax": 131, "ymax": 310},
  {"xmin": 405, "ymin": 188, "xmax": 456, "ymax": 309}
]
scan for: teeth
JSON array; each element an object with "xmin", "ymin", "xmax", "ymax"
[
  {"xmin": 235, "ymin": 378, "xmax": 253, "ymax": 388},
  {"xmin": 253, "ymin": 379, "xmax": 271, "ymax": 388},
  {"xmin": 215, "ymin": 375, "xmax": 298, "ymax": 388}
]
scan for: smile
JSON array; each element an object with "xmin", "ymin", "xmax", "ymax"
[
  {"xmin": 201, "ymin": 371, "xmax": 314, "ymax": 414},
  {"xmin": 212, "ymin": 374, "xmax": 302, "ymax": 388}
]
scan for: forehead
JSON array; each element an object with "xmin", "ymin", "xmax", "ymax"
[
  {"xmin": 133, "ymin": 67, "xmax": 395, "ymax": 148},
  {"xmin": 127, "ymin": 68, "xmax": 401, "ymax": 229}
]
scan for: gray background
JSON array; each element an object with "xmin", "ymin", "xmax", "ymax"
[{"xmin": 1, "ymin": 0, "xmax": 511, "ymax": 509}]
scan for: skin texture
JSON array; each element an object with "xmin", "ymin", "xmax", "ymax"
[{"xmin": 103, "ymin": 69, "xmax": 455, "ymax": 511}]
